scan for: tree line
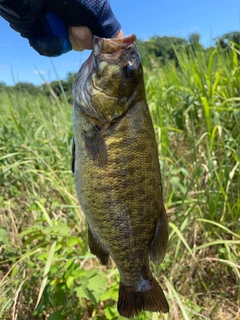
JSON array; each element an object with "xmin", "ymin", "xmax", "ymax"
[{"xmin": 1, "ymin": 31, "xmax": 239, "ymax": 100}]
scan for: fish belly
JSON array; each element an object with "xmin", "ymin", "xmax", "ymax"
[{"xmin": 73, "ymin": 100, "xmax": 166, "ymax": 284}]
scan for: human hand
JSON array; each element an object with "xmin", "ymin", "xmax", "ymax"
[
  {"xmin": 69, "ymin": 26, "xmax": 124, "ymax": 51},
  {"xmin": 0, "ymin": 0, "xmax": 123, "ymax": 56}
]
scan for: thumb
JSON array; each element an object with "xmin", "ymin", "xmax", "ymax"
[{"xmin": 69, "ymin": 26, "xmax": 93, "ymax": 51}]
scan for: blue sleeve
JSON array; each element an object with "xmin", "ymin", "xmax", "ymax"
[
  {"xmin": 43, "ymin": 0, "xmax": 122, "ymax": 54},
  {"xmin": 0, "ymin": 0, "xmax": 122, "ymax": 56},
  {"xmin": 79, "ymin": 0, "xmax": 121, "ymax": 38},
  {"xmin": 46, "ymin": 0, "xmax": 122, "ymax": 38}
]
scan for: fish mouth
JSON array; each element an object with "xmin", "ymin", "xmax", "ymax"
[
  {"xmin": 79, "ymin": 34, "xmax": 137, "ymax": 83},
  {"xmin": 93, "ymin": 34, "xmax": 137, "ymax": 56},
  {"xmin": 73, "ymin": 34, "xmax": 139, "ymax": 122}
]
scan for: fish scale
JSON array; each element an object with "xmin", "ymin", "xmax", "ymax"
[{"xmin": 72, "ymin": 34, "xmax": 169, "ymax": 318}]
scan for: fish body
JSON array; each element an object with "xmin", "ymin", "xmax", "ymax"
[{"xmin": 72, "ymin": 34, "xmax": 169, "ymax": 318}]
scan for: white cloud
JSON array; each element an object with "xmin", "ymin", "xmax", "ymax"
[{"xmin": 32, "ymin": 69, "xmax": 46, "ymax": 75}]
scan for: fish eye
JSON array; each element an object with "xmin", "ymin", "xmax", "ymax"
[{"xmin": 123, "ymin": 63, "xmax": 134, "ymax": 78}]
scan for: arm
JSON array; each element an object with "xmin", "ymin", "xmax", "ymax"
[{"xmin": 0, "ymin": 0, "xmax": 122, "ymax": 56}]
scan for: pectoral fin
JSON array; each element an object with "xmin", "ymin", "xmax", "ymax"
[
  {"xmin": 83, "ymin": 125, "xmax": 108, "ymax": 166},
  {"xmin": 149, "ymin": 204, "xmax": 169, "ymax": 264},
  {"xmin": 88, "ymin": 224, "xmax": 109, "ymax": 265}
]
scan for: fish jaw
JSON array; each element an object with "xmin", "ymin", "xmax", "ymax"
[
  {"xmin": 93, "ymin": 34, "xmax": 137, "ymax": 57},
  {"xmin": 73, "ymin": 34, "xmax": 145, "ymax": 124},
  {"xmin": 72, "ymin": 52, "xmax": 95, "ymax": 118}
]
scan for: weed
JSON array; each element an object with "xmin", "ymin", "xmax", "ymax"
[{"xmin": 0, "ymin": 45, "xmax": 239, "ymax": 319}]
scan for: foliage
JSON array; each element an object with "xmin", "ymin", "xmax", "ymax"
[
  {"xmin": 1, "ymin": 32, "xmax": 240, "ymax": 99},
  {"xmin": 0, "ymin": 72, "xmax": 76, "ymax": 104},
  {"xmin": 137, "ymin": 36, "xmax": 187, "ymax": 67},
  {"xmin": 0, "ymin": 36, "xmax": 240, "ymax": 320},
  {"xmin": 216, "ymin": 31, "xmax": 240, "ymax": 49}
]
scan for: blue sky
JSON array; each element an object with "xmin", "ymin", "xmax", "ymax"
[{"xmin": 0, "ymin": 0, "xmax": 240, "ymax": 86}]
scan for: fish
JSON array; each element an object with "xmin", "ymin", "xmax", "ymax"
[{"xmin": 72, "ymin": 34, "xmax": 169, "ymax": 318}]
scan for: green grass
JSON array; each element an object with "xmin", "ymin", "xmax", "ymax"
[{"xmin": 0, "ymin": 45, "xmax": 239, "ymax": 320}]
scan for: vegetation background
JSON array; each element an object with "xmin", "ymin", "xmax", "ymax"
[{"xmin": 0, "ymin": 32, "xmax": 240, "ymax": 319}]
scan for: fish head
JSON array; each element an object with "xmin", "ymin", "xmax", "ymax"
[{"xmin": 73, "ymin": 34, "xmax": 145, "ymax": 123}]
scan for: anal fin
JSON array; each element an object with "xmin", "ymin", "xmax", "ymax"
[
  {"xmin": 149, "ymin": 205, "xmax": 169, "ymax": 264},
  {"xmin": 88, "ymin": 224, "xmax": 109, "ymax": 266}
]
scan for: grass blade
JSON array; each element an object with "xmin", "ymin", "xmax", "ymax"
[{"xmin": 35, "ymin": 241, "xmax": 57, "ymax": 309}]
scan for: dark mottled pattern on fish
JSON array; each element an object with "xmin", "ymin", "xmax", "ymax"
[{"xmin": 72, "ymin": 34, "xmax": 169, "ymax": 318}]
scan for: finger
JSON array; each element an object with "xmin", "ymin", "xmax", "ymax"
[
  {"xmin": 69, "ymin": 26, "xmax": 93, "ymax": 51},
  {"xmin": 113, "ymin": 29, "xmax": 124, "ymax": 38},
  {"xmin": 46, "ymin": 0, "xmax": 121, "ymax": 39}
]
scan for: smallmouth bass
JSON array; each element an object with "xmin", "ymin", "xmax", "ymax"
[{"xmin": 72, "ymin": 34, "xmax": 169, "ymax": 318}]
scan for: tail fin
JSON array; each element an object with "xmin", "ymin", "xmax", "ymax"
[{"xmin": 117, "ymin": 277, "xmax": 169, "ymax": 318}]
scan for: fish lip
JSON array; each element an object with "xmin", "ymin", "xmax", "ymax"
[
  {"xmin": 73, "ymin": 34, "xmax": 140, "ymax": 123},
  {"xmin": 93, "ymin": 34, "xmax": 137, "ymax": 56}
]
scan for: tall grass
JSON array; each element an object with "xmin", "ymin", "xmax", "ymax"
[
  {"xmin": 146, "ymin": 45, "xmax": 240, "ymax": 319},
  {"xmin": 0, "ymin": 45, "xmax": 239, "ymax": 320}
]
